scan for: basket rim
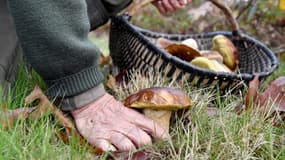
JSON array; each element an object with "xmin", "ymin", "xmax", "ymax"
[{"xmin": 110, "ymin": 15, "xmax": 279, "ymax": 81}]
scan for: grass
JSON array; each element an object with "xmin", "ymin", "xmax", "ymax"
[
  {"xmin": 0, "ymin": 33, "xmax": 284, "ymax": 159},
  {"xmin": 112, "ymin": 71, "xmax": 285, "ymax": 160}
]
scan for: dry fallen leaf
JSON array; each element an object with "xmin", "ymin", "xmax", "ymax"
[
  {"xmin": 25, "ymin": 86, "xmax": 104, "ymax": 154},
  {"xmin": 106, "ymin": 70, "xmax": 128, "ymax": 91},
  {"xmin": 106, "ymin": 75, "xmax": 117, "ymax": 91},
  {"xmin": 25, "ymin": 86, "xmax": 75, "ymax": 133},
  {"xmin": 245, "ymin": 76, "xmax": 285, "ymax": 120},
  {"xmin": 99, "ymin": 54, "xmax": 112, "ymax": 67},
  {"xmin": 259, "ymin": 77, "xmax": 285, "ymax": 112},
  {"xmin": 245, "ymin": 75, "xmax": 259, "ymax": 110},
  {"xmin": 0, "ymin": 104, "xmax": 35, "ymax": 129},
  {"xmin": 0, "ymin": 86, "xmax": 103, "ymax": 154}
]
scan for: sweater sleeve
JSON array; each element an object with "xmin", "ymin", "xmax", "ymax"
[
  {"xmin": 86, "ymin": 0, "xmax": 132, "ymax": 30},
  {"xmin": 7, "ymin": 0, "xmax": 132, "ymax": 111},
  {"xmin": 7, "ymin": 0, "xmax": 105, "ymax": 99},
  {"xmin": 102, "ymin": 0, "xmax": 132, "ymax": 14}
]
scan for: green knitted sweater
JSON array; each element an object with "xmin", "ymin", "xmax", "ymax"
[{"xmin": 7, "ymin": 0, "xmax": 131, "ymax": 110}]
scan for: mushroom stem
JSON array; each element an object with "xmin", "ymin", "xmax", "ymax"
[{"xmin": 143, "ymin": 109, "xmax": 172, "ymax": 133}]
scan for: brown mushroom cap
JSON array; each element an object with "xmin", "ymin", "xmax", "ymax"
[
  {"xmin": 123, "ymin": 87, "xmax": 192, "ymax": 110},
  {"xmin": 157, "ymin": 37, "xmax": 175, "ymax": 49},
  {"xmin": 165, "ymin": 44, "xmax": 201, "ymax": 61}
]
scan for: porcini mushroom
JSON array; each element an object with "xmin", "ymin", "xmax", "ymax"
[
  {"xmin": 212, "ymin": 35, "xmax": 239, "ymax": 71},
  {"xmin": 165, "ymin": 44, "xmax": 201, "ymax": 61},
  {"xmin": 181, "ymin": 38, "xmax": 199, "ymax": 50},
  {"xmin": 157, "ymin": 37, "xmax": 175, "ymax": 49},
  {"xmin": 200, "ymin": 50, "xmax": 223, "ymax": 63},
  {"xmin": 123, "ymin": 87, "xmax": 192, "ymax": 133},
  {"xmin": 191, "ymin": 57, "xmax": 230, "ymax": 72},
  {"xmin": 156, "ymin": 37, "xmax": 201, "ymax": 62}
]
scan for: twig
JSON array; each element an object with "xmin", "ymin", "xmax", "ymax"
[
  {"xmin": 208, "ymin": 0, "xmax": 239, "ymax": 31},
  {"xmin": 236, "ymin": 0, "xmax": 255, "ymax": 21}
]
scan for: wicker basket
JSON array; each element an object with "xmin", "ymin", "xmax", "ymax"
[{"xmin": 109, "ymin": 1, "xmax": 279, "ymax": 91}]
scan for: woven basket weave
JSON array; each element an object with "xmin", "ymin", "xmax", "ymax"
[{"xmin": 109, "ymin": 2, "xmax": 279, "ymax": 91}]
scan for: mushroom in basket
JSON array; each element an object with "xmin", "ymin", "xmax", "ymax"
[
  {"xmin": 157, "ymin": 37, "xmax": 201, "ymax": 62},
  {"xmin": 212, "ymin": 35, "xmax": 239, "ymax": 71},
  {"xmin": 123, "ymin": 87, "xmax": 192, "ymax": 133}
]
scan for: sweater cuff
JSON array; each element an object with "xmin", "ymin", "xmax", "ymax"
[
  {"xmin": 61, "ymin": 83, "xmax": 106, "ymax": 111},
  {"xmin": 46, "ymin": 65, "xmax": 105, "ymax": 98}
]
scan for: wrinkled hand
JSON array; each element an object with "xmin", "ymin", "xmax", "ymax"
[
  {"xmin": 71, "ymin": 93, "xmax": 168, "ymax": 152},
  {"xmin": 152, "ymin": 0, "xmax": 192, "ymax": 15}
]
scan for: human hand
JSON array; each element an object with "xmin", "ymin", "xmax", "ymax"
[
  {"xmin": 152, "ymin": 0, "xmax": 192, "ymax": 15},
  {"xmin": 71, "ymin": 93, "xmax": 168, "ymax": 152}
]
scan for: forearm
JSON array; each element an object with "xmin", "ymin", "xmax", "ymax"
[
  {"xmin": 7, "ymin": 0, "xmax": 105, "ymax": 99},
  {"xmin": 7, "ymin": 0, "xmax": 132, "ymax": 111}
]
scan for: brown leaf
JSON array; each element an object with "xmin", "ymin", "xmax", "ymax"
[
  {"xmin": 259, "ymin": 77, "xmax": 285, "ymax": 112},
  {"xmin": 244, "ymin": 76, "xmax": 285, "ymax": 125},
  {"xmin": 115, "ymin": 69, "xmax": 128, "ymax": 84},
  {"xmin": 245, "ymin": 75, "xmax": 260, "ymax": 110},
  {"xmin": 106, "ymin": 75, "xmax": 116, "ymax": 90},
  {"xmin": 0, "ymin": 105, "xmax": 35, "ymax": 129},
  {"xmin": 25, "ymin": 86, "xmax": 75, "ymax": 132},
  {"xmin": 24, "ymin": 86, "xmax": 102, "ymax": 154},
  {"xmin": 99, "ymin": 54, "xmax": 112, "ymax": 67}
]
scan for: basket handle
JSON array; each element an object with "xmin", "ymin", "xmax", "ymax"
[
  {"xmin": 126, "ymin": 0, "xmax": 242, "ymax": 36},
  {"xmin": 207, "ymin": 0, "xmax": 240, "ymax": 36}
]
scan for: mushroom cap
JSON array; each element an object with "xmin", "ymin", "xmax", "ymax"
[
  {"xmin": 181, "ymin": 38, "xmax": 199, "ymax": 50},
  {"xmin": 165, "ymin": 44, "xmax": 201, "ymax": 61},
  {"xmin": 157, "ymin": 37, "xmax": 175, "ymax": 49},
  {"xmin": 200, "ymin": 50, "xmax": 223, "ymax": 63},
  {"xmin": 123, "ymin": 87, "xmax": 192, "ymax": 110},
  {"xmin": 212, "ymin": 35, "xmax": 239, "ymax": 70}
]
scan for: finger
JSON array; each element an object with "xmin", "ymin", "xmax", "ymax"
[
  {"xmin": 122, "ymin": 108, "xmax": 169, "ymax": 139},
  {"xmin": 118, "ymin": 126, "xmax": 152, "ymax": 147},
  {"xmin": 152, "ymin": 1, "xmax": 167, "ymax": 15},
  {"xmin": 109, "ymin": 132, "xmax": 136, "ymax": 152},
  {"xmin": 95, "ymin": 139, "xmax": 117, "ymax": 152},
  {"xmin": 169, "ymin": 0, "xmax": 184, "ymax": 9},
  {"xmin": 177, "ymin": 0, "xmax": 187, "ymax": 5},
  {"xmin": 161, "ymin": 0, "xmax": 176, "ymax": 12}
]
